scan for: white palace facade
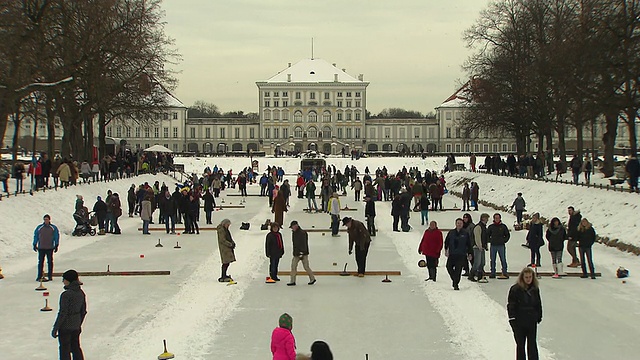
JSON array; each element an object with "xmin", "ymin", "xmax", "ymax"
[{"xmin": 39, "ymin": 57, "xmax": 633, "ymax": 156}]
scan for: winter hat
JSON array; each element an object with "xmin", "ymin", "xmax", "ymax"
[
  {"xmin": 76, "ymin": 194, "xmax": 83, "ymax": 200},
  {"xmin": 279, "ymin": 313, "xmax": 293, "ymax": 330},
  {"xmin": 62, "ymin": 269, "xmax": 79, "ymax": 282}
]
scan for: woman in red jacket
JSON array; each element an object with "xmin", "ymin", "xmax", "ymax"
[{"xmin": 418, "ymin": 221, "xmax": 444, "ymax": 281}]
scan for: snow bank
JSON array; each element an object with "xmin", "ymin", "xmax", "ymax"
[{"xmin": 444, "ymin": 171, "xmax": 640, "ymax": 250}]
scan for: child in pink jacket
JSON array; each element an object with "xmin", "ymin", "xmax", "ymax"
[{"xmin": 271, "ymin": 313, "xmax": 296, "ymax": 360}]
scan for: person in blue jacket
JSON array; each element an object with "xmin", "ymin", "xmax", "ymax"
[{"xmin": 33, "ymin": 214, "xmax": 60, "ymax": 281}]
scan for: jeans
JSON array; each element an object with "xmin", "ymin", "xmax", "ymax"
[
  {"xmin": 550, "ymin": 250, "xmax": 562, "ymax": 264},
  {"xmin": 142, "ymin": 220, "xmax": 150, "ymax": 234},
  {"xmin": 446, "ymin": 254, "xmax": 465, "ymax": 287},
  {"xmin": 205, "ymin": 210, "xmax": 212, "ymax": 224},
  {"xmin": 290, "ymin": 255, "xmax": 315, "ymax": 283},
  {"xmin": 58, "ymin": 329, "xmax": 84, "ymax": 360},
  {"xmin": 572, "ymin": 171, "xmax": 579, "ymax": 184},
  {"xmin": 164, "ymin": 213, "xmax": 175, "ymax": 233},
  {"xmin": 37, "ymin": 249, "xmax": 54, "ymax": 280},
  {"xmin": 579, "ymin": 246, "xmax": 595, "ymax": 276},
  {"xmin": 269, "ymin": 257, "xmax": 281, "ymax": 280},
  {"xmin": 16, "ymin": 177, "xmax": 23, "ymax": 193},
  {"xmin": 1, "ymin": 179, "xmax": 7, "ymax": 193},
  {"xmin": 512, "ymin": 324, "xmax": 539, "ymax": 360},
  {"xmin": 490, "ymin": 244, "xmax": 507, "ymax": 276},
  {"xmin": 111, "ymin": 216, "xmax": 120, "ymax": 233},
  {"xmin": 471, "ymin": 248, "xmax": 486, "ymax": 278},
  {"xmin": 307, "ymin": 197, "xmax": 318, "ymax": 211},
  {"xmin": 105, "ymin": 213, "xmax": 112, "ymax": 232},
  {"xmin": 420, "ymin": 210, "xmax": 428, "ymax": 225},
  {"xmin": 330, "ymin": 214, "xmax": 339, "ymax": 235},
  {"xmin": 355, "ymin": 242, "xmax": 370, "ymax": 274}
]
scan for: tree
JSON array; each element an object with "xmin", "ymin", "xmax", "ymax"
[
  {"xmin": 188, "ymin": 100, "xmax": 221, "ymax": 118},
  {"xmin": 376, "ymin": 108, "xmax": 424, "ymax": 118}
]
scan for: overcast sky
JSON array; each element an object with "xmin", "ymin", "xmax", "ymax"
[{"xmin": 162, "ymin": 0, "xmax": 490, "ymax": 115}]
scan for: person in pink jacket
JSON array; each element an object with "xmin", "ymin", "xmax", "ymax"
[{"xmin": 271, "ymin": 313, "xmax": 296, "ymax": 360}]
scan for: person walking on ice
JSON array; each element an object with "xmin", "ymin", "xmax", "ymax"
[
  {"xmin": 52, "ymin": 269, "xmax": 87, "ymax": 360},
  {"xmin": 287, "ymin": 221, "xmax": 316, "ymax": 286},
  {"xmin": 510, "ymin": 192, "xmax": 526, "ymax": 225},
  {"xmin": 507, "ymin": 267, "xmax": 542, "ymax": 360}
]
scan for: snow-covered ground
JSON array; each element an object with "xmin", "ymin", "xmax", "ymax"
[{"xmin": 0, "ymin": 157, "xmax": 639, "ymax": 359}]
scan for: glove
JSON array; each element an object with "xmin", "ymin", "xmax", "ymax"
[
  {"xmin": 348, "ymin": 250, "xmax": 353, "ymax": 255},
  {"xmin": 51, "ymin": 329, "xmax": 58, "ymax": 338},
  {"xmin": 33, "ymin": 246, "xmax": 38, "ymax": 252},
  {"xmin": 54, "ymin": 247, "xmax": 58, "ymax": 253},
  {"xmin": 467, "ymin": 254, "xmax": 472, "ymax": 261}
]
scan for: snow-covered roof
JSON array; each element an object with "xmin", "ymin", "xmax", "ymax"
[
  {"xmin": 166, "ymin": 92, "xmax": 186, "ymax": 108},
  {"xmin": 437, "ymin": 81, "xmax": 473, "ymax": 109},
  {"xmin": 264, "ymin": 58, "xmax": 363, "ymax": 83},
  {"xmin": 438, "ymin": 97, "xmax": 470, "ymax": 108}
]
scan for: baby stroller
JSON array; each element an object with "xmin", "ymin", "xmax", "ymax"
[{"xmin": 73, "ymin": 210, "xmax": 97, "ymax": 236}]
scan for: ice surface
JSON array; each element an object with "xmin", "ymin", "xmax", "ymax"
[{"xmin": 0, "ymin": 158, "xmax": 639, "ymax": 360}]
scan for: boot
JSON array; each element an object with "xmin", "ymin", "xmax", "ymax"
[{"xmin": 567, "ymin": 261, "xmax": 578, "ymax": 268}]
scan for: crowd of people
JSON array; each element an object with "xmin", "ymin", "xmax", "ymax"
[
  {"xmin": 0, "ymin": 149, "xmax": 177, "ymax": 196},
  {"xmin": 467, "ymin": 151, "xmax": 640, "ymax": 190},
  {"xmin": 21, "ymin": 153, "xmax": 612, "ymax": 360}
]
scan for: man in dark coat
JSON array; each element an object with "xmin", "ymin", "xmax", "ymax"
[
  {"xmin": 343, "ymin": 217, "xmax": 372, "ymax": 277},
  {"xmin": 287, "ymin": 221, "xmax": 316, "ymax": 286},
  {"xmin": 92, "ymin": 196, "xmax": 108, "ymax": 235},
  {"xmin": 41, "ymin": 152, "xmax": 52, "ymax": 188},
  {"xmin": 399, "ymin": 189, "xmax": 413, "ymax": 231},
  {"xmin": 178, "ymin": 189, "xmax": 191, "ymax": 234},
  {"xmin": 265, "ymin": 222, "xmax": 285, "ymax": 281},
  {"xmin": 566, "ymin": 206, "xmax": 582, "ymax": 267},
  {"xmin": 272, "ymin": 190, "xmax": 287, "ymax": 226},
  {"xmin": 52, "ymin": 269, "xmax": 87, "ymax": 360},
  {"xmin": 364, "ymin": 196, "xmax": 376, "ymax": 236},
  {"xmin": 160, "ymin": 190, "xmax": 177, "ymax": 234},
  {"xmin": 487, "ymin": 213, "xmax": 510, "ymax": 279},
  {"xmin": 445, "ymin": 218, "xmax": 472, "ymax": 290},
  {"xmin": 127, "ymin": 185, "xmax": 136, "ymax": 217},
  {"xmin": 202, "ymin": 189, "xmax": 216, "ymax": 224}
]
